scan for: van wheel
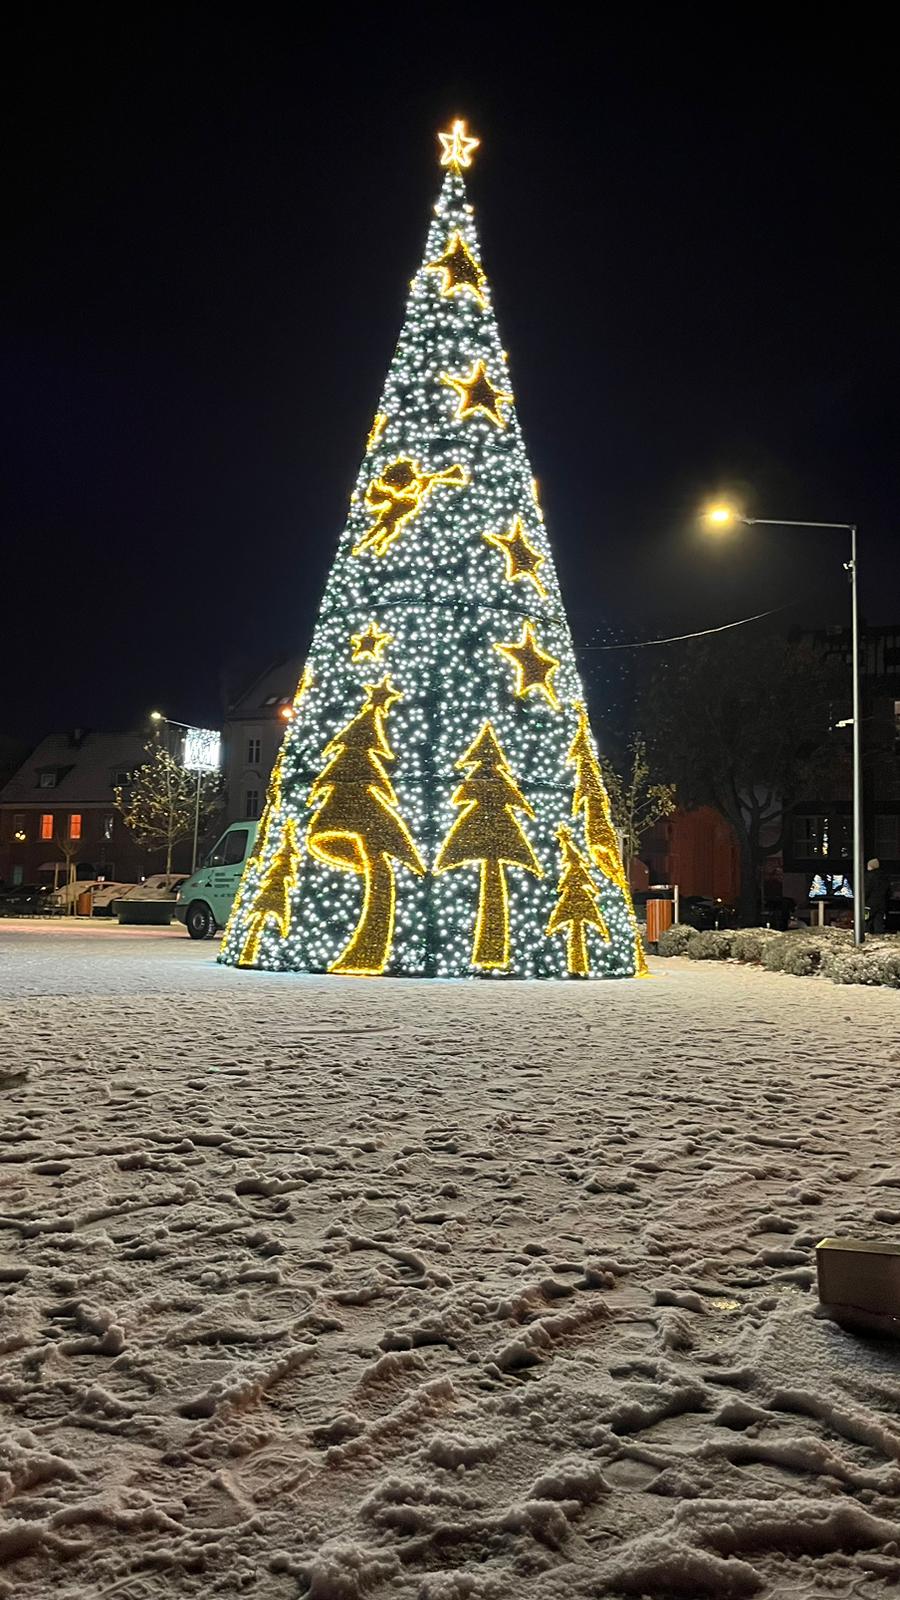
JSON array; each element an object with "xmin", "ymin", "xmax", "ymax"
[{"xmin": 186, "ymin": 901, "xmax": 216, "ymax": 940}]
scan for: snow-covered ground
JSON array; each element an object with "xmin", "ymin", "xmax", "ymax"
[{"xmin": 1, "ymin": 919, "xmax": 900, "ymax": 1599}]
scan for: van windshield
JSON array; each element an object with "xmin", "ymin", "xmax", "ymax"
[{"xmin": 206, "ymin": 829, "xmax": 248, "ymax": 868}]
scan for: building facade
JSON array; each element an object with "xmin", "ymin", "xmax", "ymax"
[
  {"xmin": 0, "ymin": 730, "xmax": 168, "ymax": 887},
  {"xmin": 221, "ymin": 655, "xmax": 305, "ymax": 827},
  {"xmin": 783, "ymin": 624, "xmax": 900, "ymax": 918}
]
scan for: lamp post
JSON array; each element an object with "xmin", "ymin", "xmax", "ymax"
[
  {"xmin": 703, "ymin": 509, "xmax": 864, "ymax": 944},
  {"xmin": 150, "ymin": 712, "xmax": 221, "ymax": 873}
]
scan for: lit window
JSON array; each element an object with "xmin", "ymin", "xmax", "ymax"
[
  {"xmin": 792, "ymin": 814, "xmax": 850, "ymax": 859},
  {"xmin": 39, "ymin": 770, "xmax": 57, "ymax": 788},
  {"xmin": 69, "ymin": 814, "xmax": 82, "ymax": 841},
  {"xmin": 40, "ymin": 813, "xmax": 54, "ymax": 840},
  {"xmin": 247, "ymin": 738, "xmax": 261, "ymax": 764},
  {"xmin": 245, "ymin": 789, "xmax": 260, "ymax": 820}
]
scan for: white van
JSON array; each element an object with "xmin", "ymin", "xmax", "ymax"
[{"xmin": 174, "ymin": 821, "xmax": 258, "ymax": 939}]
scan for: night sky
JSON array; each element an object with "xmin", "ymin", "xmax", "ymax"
[{"xmin": 5, "ymin": 13, "xmax": 897, "ymax": 743}]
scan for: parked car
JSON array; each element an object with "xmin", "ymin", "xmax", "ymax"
[
  {"xmin": 90, "ymin": 881, "xmax": 134, "ymax": 915},
  {"xmin": 0, "ymin": 882, "xmax": 56, "ymax": 916},
  {"xmin": 175, "ymin": 822, "xmax": 258, "ymax": 939},
  {"xmin": 115, "ymin": 873, "xmax": 190, "ymax": 926},
  {"xmin": 116, "ymin": 874, "xmax": 189, "ymax": 904}
]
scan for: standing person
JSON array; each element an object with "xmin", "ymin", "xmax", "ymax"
[{"xmin": 865, "ymin": 858, "xmax": 889, "ymax": 934}]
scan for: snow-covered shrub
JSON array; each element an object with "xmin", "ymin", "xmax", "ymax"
[
  {"xmin": 656, "ymin": 923, "xmax": 699, "ymax": 957},
  {"xmin": 762, "ymin": 933, "xmax": 826, "ymax": 976},
  {"xmin": 687, "ymin": 929, "xmax": 733, "ymax": 960},
  {"xmin": 821, "ymin": 945, "xmax": 900, "ymax": 987},
  {"xmin": 730, "ymin": 928, "xmax": 781, "ymax": 964}
]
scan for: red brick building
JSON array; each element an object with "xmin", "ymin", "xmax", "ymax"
[
  {"xmin": 639, "ymin": 805, "xmax": 741, "ymax": 903},
  {"xmin": 0, "ymin": 729, "xmax": 182, "ymax": 888}
]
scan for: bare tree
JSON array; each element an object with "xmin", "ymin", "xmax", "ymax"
[
  {"xmin": 603, "ymin": 736, "xmax": 676, "ymax": 875},
  {"xmin": 116, "ymin": 742, "xmax": 223, "ymax": 876}
]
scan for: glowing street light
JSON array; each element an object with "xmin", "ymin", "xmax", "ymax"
[
  {"xmin": 704, "ymin": 504, "xmax": 740, "ymax": 528},
  {"xmin": 700, "ymin": 503, "xmax": 864, "ymax": 944}
]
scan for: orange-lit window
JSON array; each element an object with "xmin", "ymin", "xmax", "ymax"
[
  {"xmin": 69, "ymin": 814, "xmax": 82, "ymax": 841},
  {"xmin": 40, "ymin": 813, "xmax": 53, "ymax": 840}
]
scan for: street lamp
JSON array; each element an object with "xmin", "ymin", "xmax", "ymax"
[
  {"xmin": 703, "ymin": 506, "xmax": 864, "ymax": 945},
  {"xmin": 149, "ymin": 712, "xmax": 221, "ymax": 873}
]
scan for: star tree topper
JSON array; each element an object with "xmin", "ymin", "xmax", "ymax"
[
  {"xmin": 438, "ymin": 119, "xmax": 479, "ymax": 170},
  {"xmin": 495, "ymin": 620, "xmax": 561, "ymax": 710}
]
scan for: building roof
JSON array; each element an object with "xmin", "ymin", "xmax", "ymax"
[
  {"xmin": 0, "ymin": 730, "xmax": 148, "ymax": 807},
  {"xmin": 227, "ymin": 655, "xmax": 307, "ymax": 719}
]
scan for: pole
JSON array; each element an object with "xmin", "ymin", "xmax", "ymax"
[
  {"xmin": 849, "ymin": 525, "xmax": 864, "ymax": 945},
  {"xmin": 192, "ymin": 768, "xmax": 202, "ymax": 873}
]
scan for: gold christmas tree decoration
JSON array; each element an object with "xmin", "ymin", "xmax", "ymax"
[
  {"xmin": 546, "ymin": 824, "xmax": 609, "ymax": 976},
  {"xmin": 350, "ymin": 621, "xmax": 393, "ymax": 663},
  {"xmin": 434, "ymin": 722, "xmax": 541, "ymax": 969},
  {"xmin": 438, "ymin": 118, "xmax": 479, "ymax": 171},
  {"xmin": 483, "ymin": 516, "xmax": 547, "ymax": 597},
  {"xmin": 366, "ymin": 412, "xmax": 388, "ymax": 452},
  {"xmin": 442, "ymin": 359, "xmax": 513, "ymax": 428},
  {"xmin": 354, "ymin": 457, "xmax": 468, "ymax": 559},
  {"xmin": 495, "ymin": 619, "xmax": 561, "ymax": 709},
  {"xmin": 306, "ymin": 678, "xmax": 425, "ymax": 975},
  {"xmin": 237, "ymin": 818, "xmax": 301, "ymax": 967},
  {"xmin": 426, "ymin": 232, "xmax": 487, "ymax": 306},
  {"xmin": 567, "ymin": 705, "xmax": 650, "ymax": 977}
]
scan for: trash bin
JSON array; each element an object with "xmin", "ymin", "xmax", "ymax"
[
  {"xmin": 645, "ymin": 886, "xmax": 674, "ymax": 947},
  {"xmin": 76, "ymin": 888, "xmax": 94, "ymax": 917}
]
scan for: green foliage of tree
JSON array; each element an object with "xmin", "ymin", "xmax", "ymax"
[
  {"xmin": 641, "ymin": 633, "xmax": 845, "ymax": 925},
  {"xmin": 602, "ymin": 735, "xmax": 676, "ymax": 874},
  {"xmin": 116, "ymin": 741, "xmax": 224, "ymax": 876}
]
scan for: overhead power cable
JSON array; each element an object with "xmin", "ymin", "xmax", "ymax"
[{"xmin": 576, "ymin": 603, "xmax": 795, "ymax": 652}]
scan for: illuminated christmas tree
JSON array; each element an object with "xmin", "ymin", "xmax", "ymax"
[{"xmin": 221, "ymin": 120, "xmax": 644, "ymax": 978}]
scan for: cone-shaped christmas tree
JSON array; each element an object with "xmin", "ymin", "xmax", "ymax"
[{"xmin": 221, "ymin": 121, "xmax": 645, "ymax": 978}]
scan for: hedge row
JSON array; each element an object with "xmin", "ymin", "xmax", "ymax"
[{"xmin": 654, "ymin": 923, "xmax": 900, "ymax": 988}]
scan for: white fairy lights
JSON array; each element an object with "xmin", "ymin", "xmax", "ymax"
[{"xmin": 220, "ymin": 127, "xmax": 640, "ymax": 979}]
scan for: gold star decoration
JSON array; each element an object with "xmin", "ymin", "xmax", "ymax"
[
  {"xmin": 495, "ymin": 620, "xmax": 561, "ymax": 710},
  {"xmin": 442, "ymin": 360, "xmax": 512, "ymax": 428},
  {"xmin": 364, "ymin": 676, "xmax": 403, "ymax": 715},
  {"xmin": 425, "ymin": 233, "xmax": 486, "ymax": 306},
  {"xmin": 483, "ymin": 517, "xmax": 547, "ymax": 598},
  {"xmin": 351, "ymin": 621, "xmax": 394, "ymax": 663},
  {"xmin": 438, "ymin": 119, "xmax": 479, "ymax": 171},
  {"xmin": 367, "ymin": 412, "xmax": 387, "ymax": 452}
]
